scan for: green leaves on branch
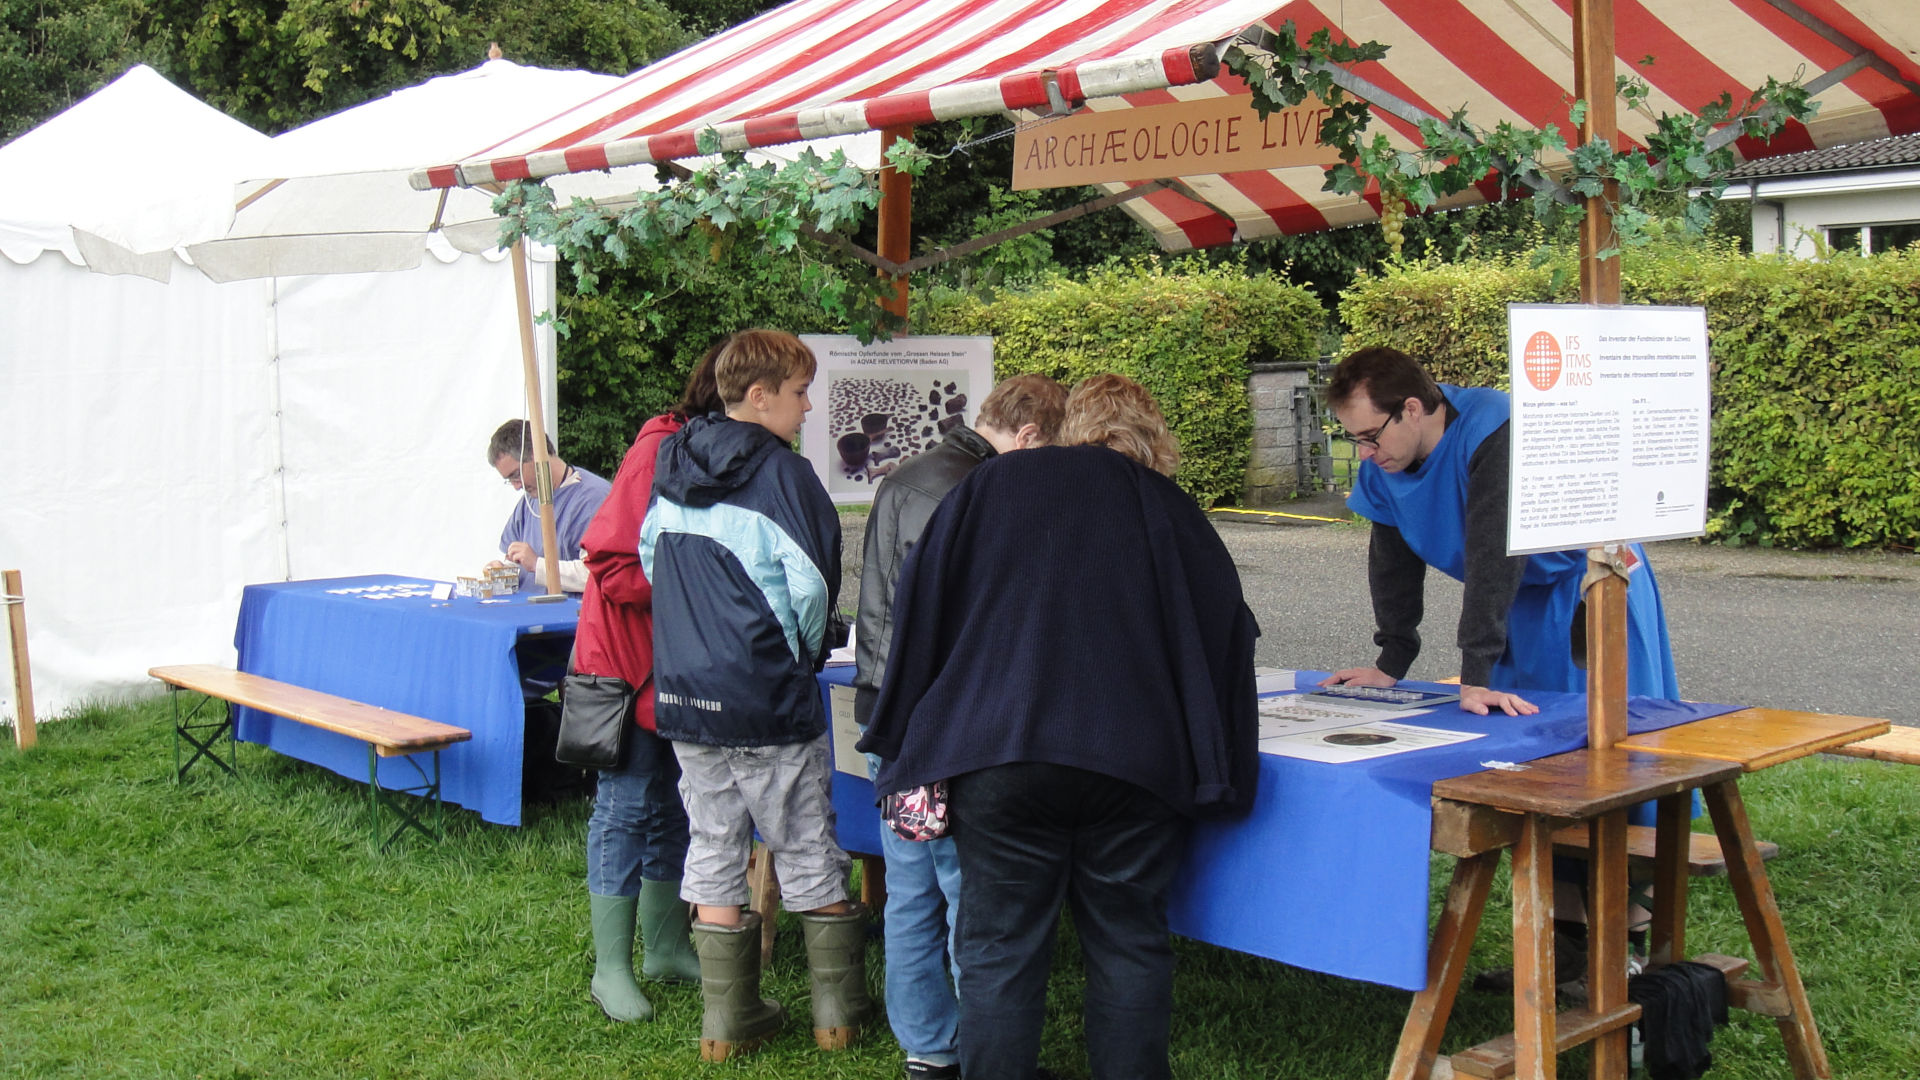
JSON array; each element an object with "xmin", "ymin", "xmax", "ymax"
[
  {"xmin": 495, "ymin": 133, "xmax": 934, "ymax": 342},
  {"xmin": 1223, "ymin": 22, "xmax": 1820, "ymax": 253}
]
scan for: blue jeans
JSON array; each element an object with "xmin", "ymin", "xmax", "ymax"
[
  {"xmin": 870, "ymin": 753, "xmax": 962, "ymax": 1066},
  {"xmin": 586, "ymin": 727, "xmax": 691, "ymax": 895},
  {"xmin": 950, "ymin": 762, "xmax": 1189, "ymax": 1080}
]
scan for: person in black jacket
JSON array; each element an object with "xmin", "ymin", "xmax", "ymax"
[
  {"xmin": 852, "ymin": 373, "xmax": 1065, "ymax": 1080},
  {"xmin": 860, "ymin": 374, "xmax": 1260, "ymax": 1080}
]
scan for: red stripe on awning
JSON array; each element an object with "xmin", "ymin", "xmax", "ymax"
[
  {"xmin": 1222, "ymin": 168, "xmax": 1333, "ymax": 234},
  {"xmin": 1381, "ymin": 0, "xmax": 1570, "ymax": 129},
  {"xmin": 564, "ymin": 146, "xmax": 611, "ymax": 173},
  {"xmin": 865, "ymin": 91, "xmax": 938, "ymax": 130},
  {"xmin": 1722, "ymin": 0, "xmax": 1920, "ymax": 139},
  {"xmin": 1138, "ymin": 183, "xmax": 1237, "ymax": 248},
  {"xmin": 999, "ymin": 72, "xmax": 1052, "ymax": 110},
  {"xmin": 1161, "ymin": 44, "xmax": 1199, "ymax": 85},
  {"xmin": 745, "ymin": 113, "xmax": 806, "ymax": 145},
  {"xmin": 648, "ymin": 131, "xmax": 701, "ymax": 160},
  {"xmin": 1058, "ymin": 65, "xmax": 1087, "ymax": 103},
  {"xmin": 535, "ymin": 0, "xmax": 887, "ymax": 149}
]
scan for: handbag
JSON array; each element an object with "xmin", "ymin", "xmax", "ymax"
[
  {"xmin": 879, "ymin": 779, "xmax": 950, "ymax": 842},
  {"xmin": 554, "ymin": 672, "xmax": 636, "ymax": 770}
]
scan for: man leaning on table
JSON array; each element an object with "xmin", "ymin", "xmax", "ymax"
[
  {"xmin": 1319, "ymin": 346, "xmax": 1680, "ymax": 713},
  {"xmin": 487, "ymin": 419, "xmax": 611, "ymax": 594}
]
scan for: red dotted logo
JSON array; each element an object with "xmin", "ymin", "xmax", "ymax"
[{"xmin": 1522, "ymin": 331, "xmax": 1562, "ymax": 391}]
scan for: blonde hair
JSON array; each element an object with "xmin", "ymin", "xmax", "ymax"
[
  {"xmin": 716, "ymin": 329, "xmax": 818, "ymax": 405},
  {"xmin": 1060, "ymin": 374, "xmax": 1179, "ymax": 476}
]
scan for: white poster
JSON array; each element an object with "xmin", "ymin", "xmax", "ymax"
[
  {"xmin": 1506, "ymin": 304, "xmax": 1711, "ymax": 555},
  {"xmin": 799, "ymin": 335, "xmax": 997, "ymax": 504}
]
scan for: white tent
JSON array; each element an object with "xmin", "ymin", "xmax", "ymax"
[{"xmin": 0, "ymin": 66, "xmax": 562, "ymax": 721}]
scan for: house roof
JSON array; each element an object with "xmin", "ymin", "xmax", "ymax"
[{"xmin": 1723, "ymin": 130, "xmax": 1920, "ymax": 180}]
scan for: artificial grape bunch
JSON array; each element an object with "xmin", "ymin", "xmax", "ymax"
[{"xmin": 1379, "ymin": 198, "xmax": 1406, "ymax": 257}]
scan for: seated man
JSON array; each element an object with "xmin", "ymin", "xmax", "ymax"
[{"xmin": 488, "ymin": 419, "xmax": 611, "ymax": 595}]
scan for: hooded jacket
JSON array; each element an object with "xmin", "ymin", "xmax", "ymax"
[{"xmin": 639, "ymin": 413, "xmax": 842, "ymax": 747}]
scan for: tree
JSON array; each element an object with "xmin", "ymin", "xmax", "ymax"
[{"xmin": 0, "ymin": 0, "xmax": 155, "ymax": 143}]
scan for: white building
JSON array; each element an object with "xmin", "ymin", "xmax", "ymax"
[{"xmin": 1718, "ymin": 132, "xmax": 1920, "ymax": 258}]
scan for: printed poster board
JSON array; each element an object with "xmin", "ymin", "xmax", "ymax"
[
  {"xmin": 799, "ymin": 334, "xmax": 996, "ymax": 505},
  {"xmin": 1506, "ymin": 304, "xmax": 1711, "ymax": 555}
]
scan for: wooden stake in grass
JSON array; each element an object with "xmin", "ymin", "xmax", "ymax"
[{"xmin": 4, "ymin": 568, "xmax": 37, "ymax": 749}]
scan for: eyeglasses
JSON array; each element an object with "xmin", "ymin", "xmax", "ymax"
[{"xmin": 1339, "ymin": 407, "xmax": 1402, "ymax": 450}]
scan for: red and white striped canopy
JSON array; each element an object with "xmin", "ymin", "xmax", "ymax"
[{"xmin": 413, "ymin": 0, "xmax": 1920, "ymax": 251}]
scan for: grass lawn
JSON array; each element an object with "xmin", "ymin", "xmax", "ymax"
[{"xmin": 4, "ymin": 698, "xmax": 1918, "ymax": 1079}]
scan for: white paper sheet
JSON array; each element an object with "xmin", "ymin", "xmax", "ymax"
[{"xmin": 1260, "ymin": 720, "xmax": 1486, "ymax": 763}]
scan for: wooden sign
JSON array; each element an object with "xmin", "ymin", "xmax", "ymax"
[{"xmin": 1012, "ymin": 94, "xmax": 1341, "ymax": 190}]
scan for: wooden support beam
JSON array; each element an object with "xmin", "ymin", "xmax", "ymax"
[
  {"xmin": 4, "ymin": 569, "xmax": 35, "ymax": 749},
  {"xmin": 509, "ymin": 239, "xmax": 565, "ymax": 600},
  {"xmin": 876, "ymin": 125, "xmax": 913, "ymax": 320},
  {"xmin": 1391, "ymin": 851, "xmax": 1501, "ymax": 1080},
  {"xmin": 1512, "ymin": 814, "xmax": 1558, "ymax": 1080},
  {"xmin": 1703, "ymin": 781, "xmax": 1831, "ymax": 1079}
]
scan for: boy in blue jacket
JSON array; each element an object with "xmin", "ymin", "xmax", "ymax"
[{"xmin": 639, "ymin": 329, "xmax": 864, "ymax": 1061}]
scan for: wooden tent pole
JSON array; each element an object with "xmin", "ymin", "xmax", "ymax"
[
  {"xmin": 1573, "ymin": 5, "xmax": 1633, "ymax": 1079},
  {"xmin": 877, "ymin": 126, "xmax": 914, "ymax": 320},
  {"xmin": 510, "ymin": 239, "xmax": 566, "ymax": 601},
  {"xmin": 1573, "ymin": 0, "xmax": 1628, "ymax": 751},
  {"xmin": 4, "ymin": 569, "xmax": 37, "ymax": 749}
]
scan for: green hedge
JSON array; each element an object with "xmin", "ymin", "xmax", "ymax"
[
  {"xmin": 1340, "ymin": 242, "xmax": 1920, "ymax": 549},
  {"xmin": 917, "ymin": 257, "xmax": 1322, "ymax": 508}
]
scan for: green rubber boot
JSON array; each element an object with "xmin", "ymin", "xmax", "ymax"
[
  {"xmin": 588, "ymin": 893, "xmax": 653, "ymax": 1022},
  {"xmin": 637, "ymin": 879, "xmax": 702, "ymax": 984},
  {"xmin": 693, "ymin": 912, "xmax": 785, "ymax": 1061},
  {"xmin": 798, "ymin": 901, "xmax": 875, "ymax": 1050}
]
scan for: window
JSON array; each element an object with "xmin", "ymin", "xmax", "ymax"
[{"xmin": 1823, "ymin": 221, "xmax": 1920, "ymax": 254}]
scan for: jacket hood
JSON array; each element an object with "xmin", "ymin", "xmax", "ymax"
[
  {"xmin": 637, "ymin": 413, "xmax": 683, "ymax": 441},
  {"xmin": 654, "ymin": 413, "xmax": 788, "ymax": 508}
]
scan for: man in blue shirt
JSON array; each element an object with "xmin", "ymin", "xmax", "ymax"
[
  {"xmin": 488, "ymin": 419, "xmax": 611, "ymax": 594},
  {"xmin": 1320, "ymin": 346, "xmax": 1678, "ymax": 714}
]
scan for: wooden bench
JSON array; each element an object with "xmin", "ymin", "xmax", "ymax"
[
  {"xmin": 1550, "ymin": 822, "xmax": 1779, "ymax": 876},
  {"xmin": 149, "ymin": 664, "xmax": 471, "ymax": 848},
  {"xmin": 1821, "ymin": 725, "xmax": 1920, "ymax": 766}
]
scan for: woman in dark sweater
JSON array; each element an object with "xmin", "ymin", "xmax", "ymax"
[{"xmin": 860, "ymin": 374, "xmax": 1260, "ymax": 1080}]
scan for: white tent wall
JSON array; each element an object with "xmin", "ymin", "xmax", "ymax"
[
  {"xmin": 271, "ymin": 248, "xmax": 559, "ymax": 581},
  {"xmin": 0, "ymin": 246, "xmax": 558, "ymax": 722}
]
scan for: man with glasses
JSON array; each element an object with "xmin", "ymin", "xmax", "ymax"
[
  {"xmin": 1320, "ymin": 347, "xmax": 1678, "ymax": 716},
  {"xmin": 487, "ymin": 419, "xmax": 612, "ymax": 595}
]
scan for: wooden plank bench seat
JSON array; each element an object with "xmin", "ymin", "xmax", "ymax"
[
  {"xmin": 1822, "ymin": 725, "xmax": 1920, "ymax": 766},
  {"xmin": 149, "ymin": 663, "xmax": 470, "ymax": 847},
  {"xmin": 1550, "ymin": 822, "xmax": 1779, "ymax": 876}
]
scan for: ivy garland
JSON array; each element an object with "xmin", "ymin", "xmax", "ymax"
[
  {"xmin": 1221, "ymin": 22, "xmax": 1819, "ymax": 253},
  {"xmin": 495, "ymin": 22, "xmax": 1822, "ymax": 342}
]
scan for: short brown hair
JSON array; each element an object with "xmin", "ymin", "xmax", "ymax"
[
  {"xmin": 1059, "ymin": 374, "xmax": 1179, "ymax": 476},
  {"xmin": 977, "ymin": 374, "xmax": 1067, "ymax": 445},
  {"xmin": 487, "ymin": 419, "xmax": 554, "ymax": 464},
  {"xmin": 1326, "ymin": 346, "xmax": 1444, "ymax": 416},
  {"xmin": 715, "ymin": 329, "xmax": 817, "ymax": 406}
]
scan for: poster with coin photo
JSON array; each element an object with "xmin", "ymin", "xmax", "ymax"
[{"xmin": 799, "ymin": 335, "xmax": 996, "ymax": 504}]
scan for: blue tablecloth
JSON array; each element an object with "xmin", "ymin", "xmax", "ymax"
[
  {"xmin": 817, "ymin": 664, "xmax": 1737, "ymax": 991},
  {"xmin": 232, "ymin": 574, "xmax": 579, "ymax": 826}
]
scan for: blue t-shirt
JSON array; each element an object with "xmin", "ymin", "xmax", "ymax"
[
  {"xmin": 500, "ymin": 466, "xmax": 611, "ymax": 592},
  {"xmin": 1348, "ymin": 386, "xmax": 1678, "ymax": 698}
]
